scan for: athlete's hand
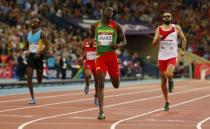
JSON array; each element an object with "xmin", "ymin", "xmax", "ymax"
[
  {"xmin": 180, "ymin": 50, "xmax": 185, "ymax": 57},
  {"xmin": 110, "ymin": 43, "xmax": 120, "ymax": 50}
]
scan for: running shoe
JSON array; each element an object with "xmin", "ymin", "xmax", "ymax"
[
  {"xmin": 28, "ymin": 98, "xmax": 36, "ymax": 104},
  {"xmin": 163, "ymin": 102, "xmax": 170, "ymax": 111},
  {"xmin": 97, "ymin": 111, "xmax": 106, "ymax": 120},
  {"xmin": 84, "ymin": 85, "xmax": 89, "ymax": 95}
]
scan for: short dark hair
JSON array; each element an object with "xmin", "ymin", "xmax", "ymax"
[{"xmin": 162, "ymin": 10, "xmax": 172, "ymax": 15}]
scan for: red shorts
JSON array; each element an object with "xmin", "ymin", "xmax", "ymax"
[
  {"xmin": 84, "ymin": 60, "xmax": 96, "ymax": 79},
  {"xmin": 95, "ymin": 52, "xmax": 119, "ymax": 79},
  {"xmin": 84, "ymin": 60, "xmax": 95, "ymax": 70},
  {"xmin": 158, "ymin": 57, "xmax": 177, "ymax": 72}
]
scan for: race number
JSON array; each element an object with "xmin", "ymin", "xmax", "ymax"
[{"xmin": 98, "ymin": 35, "xmax": 112, "ymax": 45}]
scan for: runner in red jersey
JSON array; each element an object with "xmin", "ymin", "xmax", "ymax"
[
  {"xmin": 83, "ymin": 39, "xmax": 98, "ymax": 105},
  {"xmin": 152, "ymin": 11, "xmax": 187, "ymax": 111}
]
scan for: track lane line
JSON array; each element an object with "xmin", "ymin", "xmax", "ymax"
[
  {"xmin": 110, "ymin": 95, "xmax": 210, "ymax": 129},
  {"xmin": 18, "ymin": 84, "xmax": 210, "ymax": 129},
  {"xmin": 0, "ymin": 83, "xmax": 206, "ymax": 113},
  {"xmin": 197, "ymin": 117, "xmax": 210, "ymax": 129},
  {"xmin": 0, "ymin": 84, "xmax": 159, "ymax": 103}
]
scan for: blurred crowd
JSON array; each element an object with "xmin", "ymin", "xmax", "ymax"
[{"xmin": 0, "ymin": 0, "xmax": 209, "ymax": 79}]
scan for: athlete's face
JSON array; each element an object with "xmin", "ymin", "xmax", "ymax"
[
  {"xmin": 103, "ymin": 7, "xmax": 114, "ymax": 19},
  {"xmin": 31, "ymin": 19, "xmax": 40, "ymax": 29},
  {"xmin": 162, "ymin": 13, "xmax": 172, "ymax": 25}
]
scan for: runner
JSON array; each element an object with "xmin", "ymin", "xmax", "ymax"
[
  {"xmin": 90, "ymin": 6, "xmax": 127, "ymax": 119},
  {"xmin": 24, "ymin": 18, "xmax": 48, "ymax": 104},
  {"xmin": 152, "ymin": 11, "xmax": 186, "ymax": 111},
  {"xmin": 83, "ymin": 38, "xmax": 98, "ymax": 105}
]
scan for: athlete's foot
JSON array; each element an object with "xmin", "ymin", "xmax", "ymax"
[
  {"xmin": 163, "ymin": 102, "xmax": 170, "ymax": 111},
  {"xmin": 168, "ymin": 79, "xmax": 174, "ymax": 93},
  {"xmin": 94, "ymin": 96, "xmax": 99, "ymax": 105},
  {"xmin": 84, "ymin": 85, "xmax": 89, "ymax": 95},
  {"xmin": 97, "ymin": 111, "xmax": 106, "ymax": 120},
  {"xmin": 28, "ymin": 98, "xmax": 36, "ymax": 104}
]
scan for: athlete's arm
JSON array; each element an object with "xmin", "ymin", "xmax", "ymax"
[
  {"xmin": 89, "ymin": 23, "xmax": 97, "ymax": 45},
  {"xmin": 40, "ymin": 32, "xmax": 48, "ymax": 54},
  {"xmin": 152, "ymin": 27, "xmax": 161, "ymax": 48},
  {"xmin": 176, "ymin": 25, "xmax": 187, "ymax": 51},
  {"xmin": 110, "ymin": 23, "xmax": 127, "ymax": 49},
  {"xmin": 23, "ymin": 41, "xmax": 29, "ymax": 51},
  {"xmin": 82, "ymin": 41, "xmax": 86, "ymax": 61}
]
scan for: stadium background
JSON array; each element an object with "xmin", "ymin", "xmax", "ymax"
[{"xmin": 0, "ymin": 0, "xmax": 210, "ymax": 82}]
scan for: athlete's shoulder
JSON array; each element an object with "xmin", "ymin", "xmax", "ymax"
[
  {"xmin": 155, "ymin": 25, "xmax": 162, "ymax": 32},
  {"xmin": 92, "ymin": 22, "xmax": 100, "ymax": 27},
  {"xmin": 174, "ymin": 24, "xmax": 181, "ymax": 29},
  {"xmin": 157, "ymin": 25, "xmax": 164, "ymax": 29}
]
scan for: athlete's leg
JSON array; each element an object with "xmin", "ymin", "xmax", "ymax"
[
  {"xmin": 165, "ymin": 64, "xmax": 175, "ymax": 80},
  {"xmin": 158, "ymin": 59, "xmax": 170, "ymax": 111},
  {"xmin": 84, "ymin": 68, "xmax": 91, "ymax": 94},
  {"xmin": 37, "ymin": 68, "xmax": 43, "ymax": 84},
  {"xmin": 160, "ymin": 72, "xmax": 168, "ymax": 102},
  {"xmin": 92, "ymin": 68, "xmax": 99, "ymax": 105},
  {"xmin": 35, "ymin": 56, "xmax": 43, "ymax": 84},
  {"xmin": 27, "ymin": 66, "xmax": 35, "ymax": 104},
  {"xmin": 97, "ymin": 70, "xmax": 106, "ymax": 119},
  {"xmin": 110, "ymin": 77, "xmax": 120, "ymax": 89},
  {"xmin": 107, "ymin": 53, "xmax": 120, "ymax": 89},
  {"xmin": 165, "ymin": 58, "xmax": 176, "ymax": 93},
  {"xmin": 160, "ymin": 72, "xmax": 170, "ymax": 111}
]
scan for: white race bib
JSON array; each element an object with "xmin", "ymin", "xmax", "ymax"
[
  {"xmin": 29, "ymin": 44, "xmax": 38, "ymax": 53},
  {"xmin": 98, "ymin": 35, "xmax": 112, "ymax": 46},
  {"xmin": 160, "ymin": 41, "xmax": 174, "ymax": 50},
  {"xmin": 87, "ymin": 51, "xmax": 96, "ymax": 60}
]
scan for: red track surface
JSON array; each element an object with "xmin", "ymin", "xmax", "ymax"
[{"xmin": 0, "ymin": 80, "xmax": 210, "ymax": 129}]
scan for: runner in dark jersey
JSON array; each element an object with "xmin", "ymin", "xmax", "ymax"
[
  {"xmin": 90, "ymin": 7, "xmax": 127, "ymax": 120},
  {"xmin": 24, "ymin": 18, "xmax": 48, "ymax": 104}
]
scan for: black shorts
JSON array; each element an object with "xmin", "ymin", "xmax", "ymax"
[{"xmin": 27, "ymin": 53, "xmax": 44, "ymax": 73}]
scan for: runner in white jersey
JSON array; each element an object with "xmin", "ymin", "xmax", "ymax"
[
  {"xmin": 152, "ymin": 11, "xmax": 186, "ymax": 111},
  {"xmin": 158, "ymin": 24, "xmax": 178, "ymax": 60}
]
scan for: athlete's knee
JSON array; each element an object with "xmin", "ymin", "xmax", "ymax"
[
  {"xmin": 165, "ymin": 71, "xmax": 173, "ymax": 79},
  {"xmin": 113, "ymin": 83, "xmax": 119, "ymax": 89},
  {"xmin": 111, "ymin": 77, "xmax": 120, "ymax": 89},
  {"xmin": 98, "ymin": 76, "xmax": 105, "ymax": 89}
]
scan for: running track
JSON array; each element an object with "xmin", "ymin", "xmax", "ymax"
[{"xmin": 0, "ymin": 80, "xmax": 210, "ymax": 129}]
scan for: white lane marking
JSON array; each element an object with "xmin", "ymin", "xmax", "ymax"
[
  {"xmin": 0, "ymin": 80, "xmax": 202, "ymax": 102},
  {"xmin": 18, "ymin": 85, "xmax": 210, "ymax": 129},
  {"xmin": 0, "ymin": 84, "xmax": 156, "ymax": 103},
  {"xmin": 0, "ymin": 114, "xmax": 33, "ymax": 118},
  {"xmin": 0, "ymin": 88, "xmax": 160, "ymax": 113},
  {"xmin": 197, "ymin": 117, "xmax": 210, "ymax": 129},
  {"xmin": 0, "ymin": 83, "xmax": 205, "ymax": 113},
  {"xmin": 110, "ymin": 94, "xmax": 210, "ymax": 129}
]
